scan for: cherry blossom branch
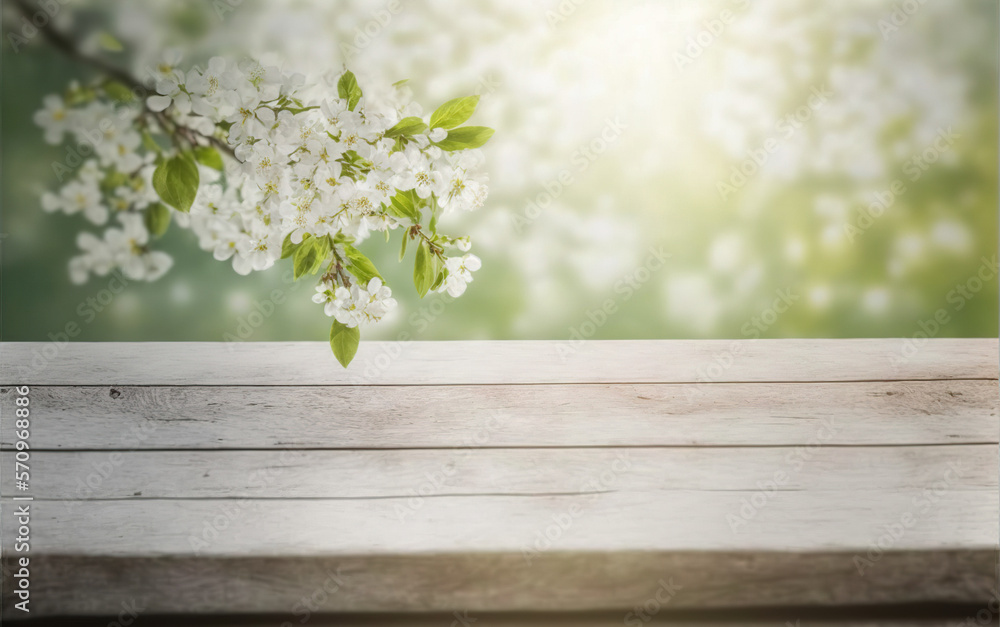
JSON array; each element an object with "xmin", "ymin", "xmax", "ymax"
[
  {"xmin": 11, "ymin": 0, "xmax": 235, "ymax": 159},
  {"xmin": 10, "ymin": 0, "xmax": 139, "ymax": 91}
]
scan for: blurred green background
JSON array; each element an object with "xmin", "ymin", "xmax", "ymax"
[{"xmin": 2, "ymin": 0, "xmax": 997, "ymax": 342}]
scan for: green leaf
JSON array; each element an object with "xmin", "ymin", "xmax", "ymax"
[
  {"xmin": 345, "ymin": 150, "xmax": 365, "ymax": 164},
  {"xmin": 292, "ymin": 246, "xmax": 318, "ymax": 280},
  {"xmin": 292, "ymin": 236, "xmax": 330, "ymax": 279},
  {"xmin": 152, "ymin": 154, "xmax": 200, "ymax": 213},
  {"xmin": 385, "ymin": 190, "xmax": 420, "ymax": 222},
  {"xmin": 281, "ymin": 232, "xmax": 307, "ymax": 259},
  {"xmin": 330, "ymin": 320, "xmax": 361, "ymax": 368},
  {"xmin": 430, "ymin": 96, "xmax": 479, "ymax": 130},
  {"xmin": 413, "ymin": 240, "xmax": 436, "ymax": 298},
  {"xmin": 399, "ymin": 231, "xmax": 409, "ymax": 261},
  {"xmin": 143, "ymin": 203, "xmax": 171, "ymax": 238},
  {"xmin": 435, "ymin": 126, "xmax": 495, "ymax": 151},
  {"xmin": 103, "ymin": 81, "xmax": 134, "ymax": 103},
  {"xmin": 429, "ymin": 213, "xmax": 438, "ymax": 234},
  {"xmin": 342, "ymin": 244, "xmax": 383, "ymax": 285},
  {"xmin": 337, "ymin": 71, "xmax": 363, "ymax": 111},
  {"xmin": 284, "ymin": 105, "xmax": 320, "ymax": 115},
  {"xmin": 97, "ymin": 32, "xmax": 124, "ymax": 52},
  {"xmin": 194, "ymin": 146, "xmax": 223, "ymax": 171},
  {"xmin": 430, "ymin": 267, "xmax": 448, "ymax": 292},
  {"xmin": 384, "ymin": 116, "xmax": 429, "ymax": 139},
  {"xmin": 392, "ymin": 78, "xmax": 410, "ymax": 87}
]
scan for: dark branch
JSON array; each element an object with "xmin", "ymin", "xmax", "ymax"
[{"xmin": 9, "ymin": 0, "xmax": 236, "ymax": 159}]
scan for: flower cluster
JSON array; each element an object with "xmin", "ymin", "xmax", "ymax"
[
  {"xmin": 35, "ymin": 57, "xmax": 493, "ymax": 366},
  {"xmin": 313, "ymin": 277, "xmax": 397, "ymax": 328}
]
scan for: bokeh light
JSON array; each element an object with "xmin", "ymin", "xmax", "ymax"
[{"xmin": 2, "ymin": 0, "xmax": 996, "ymax": 342}]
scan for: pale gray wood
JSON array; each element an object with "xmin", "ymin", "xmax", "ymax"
[
  {"xmin": 1, "ymin": 338, "xmax": 996, "ymax": 385},
  {"xmin": 2, "ymin": 380, "xmax": 996, "ymax": 450},
  {"xmin": 5, "ymin": 487, "xmax": 995, "ymax": 557},
  {"xmin": 0, "ymin": 339, "xmax": 995, "ymax": 618},
  {"xmin": 4, "ymin": 445, "xmax": 995, "ymax": 500}
]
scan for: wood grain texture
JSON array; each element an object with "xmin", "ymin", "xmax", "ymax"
[
  {"xmin": 2, "ymin": 339, "xmax": 996, "ymax": 385},
  {"xmin": 3, "ymin": 445, "xmax": 995, "ymax": 500},
  {"xmin": 4, "ymin": 488, "xmax": 995, "ymax": 557},
  {"xmin": 2, "ymin": 551, "xmax": 995, "ymax": 615},
  {"xmin": 0, "ymin": 614, "xmax": 985, "ymax": 627},
  {"xmin": 2, "ymin": 380, "xmax": 996, "ymax": 450},
  {"xmin": 22, "ymin": 618, "xmax": 978, "ymax": 627},
  {"xmin": 0, "ymin": 340, "xmax": 995, "ymax": 619}
]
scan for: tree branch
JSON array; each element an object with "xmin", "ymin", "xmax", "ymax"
[
  {"xmin": 9, "ymin": 0, "xmax": 145, "ymax": 90},
  {"xmin": 10, "ymin": 0, "xmax": 236, "ymax": 159}
]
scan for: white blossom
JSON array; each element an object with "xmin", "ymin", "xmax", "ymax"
[
  {"xmin": 438, "ymin": 254, "xmax": 481, "ymax": 297},
  {"xmin": 35, "ymin": 59, "xmax": 492, "ymax": 363},
  {"xmin": 41, "ymin": 179, "xmax": 108, "ymax": 225},
  {"xmin": 33, "ymin": 95, "xmax": 72, "ymax": 144},
  {"xmin": 325, "ymin": 277, "xmax": 397, "ymax": 327}
]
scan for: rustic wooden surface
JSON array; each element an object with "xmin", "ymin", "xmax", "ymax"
[
  {"xmin": 2, "ymin": 338, "xmax": 995, "ymax": 384},
  {"xmin": 0, "ymin": 339, "xmax": 997, "ymax": 620},
  {"xmin": 2, "ymin": 380, "xmax": 996, "ymax": 449}
]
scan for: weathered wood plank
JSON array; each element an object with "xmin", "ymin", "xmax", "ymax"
[
  {"xmin": 2, "ymin": 380, "xmax": 996, "ymax": 450},
  {"xmin": 0, "ymin": 620, "xmax": 986, "ymax": 627},
  {"xmin": 5, "ymin": 488, "xmax": 995, "ymax": 557},
  {"xmin": 2, "ymin": 613, "xmax": 987, "ymax": 627},
  {"xmin": 1, "ymin": 339, "xmax": 994, "ymax": 618},
  {"xmin": 2, "ymin": 339, "xmax": 996, "ymax": 385},
  {"xmin": 0, "ymin": 615, "xmax": 986, "ymax": 627},
  {"xmin": 2, "ymin": 550, "xmax": 995, "ymax": 616},
  {"xmin": 4, "ymin": 445, "xmax": 995, "ymax": 500},
  {"xmin": 144, "ymin": 620, "xmax": 1000, "ymax": 627}
]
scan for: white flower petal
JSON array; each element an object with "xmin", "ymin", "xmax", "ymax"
[{"xmin": 146, "ymin": 95, "xmax": 172, "ymax": 112}]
